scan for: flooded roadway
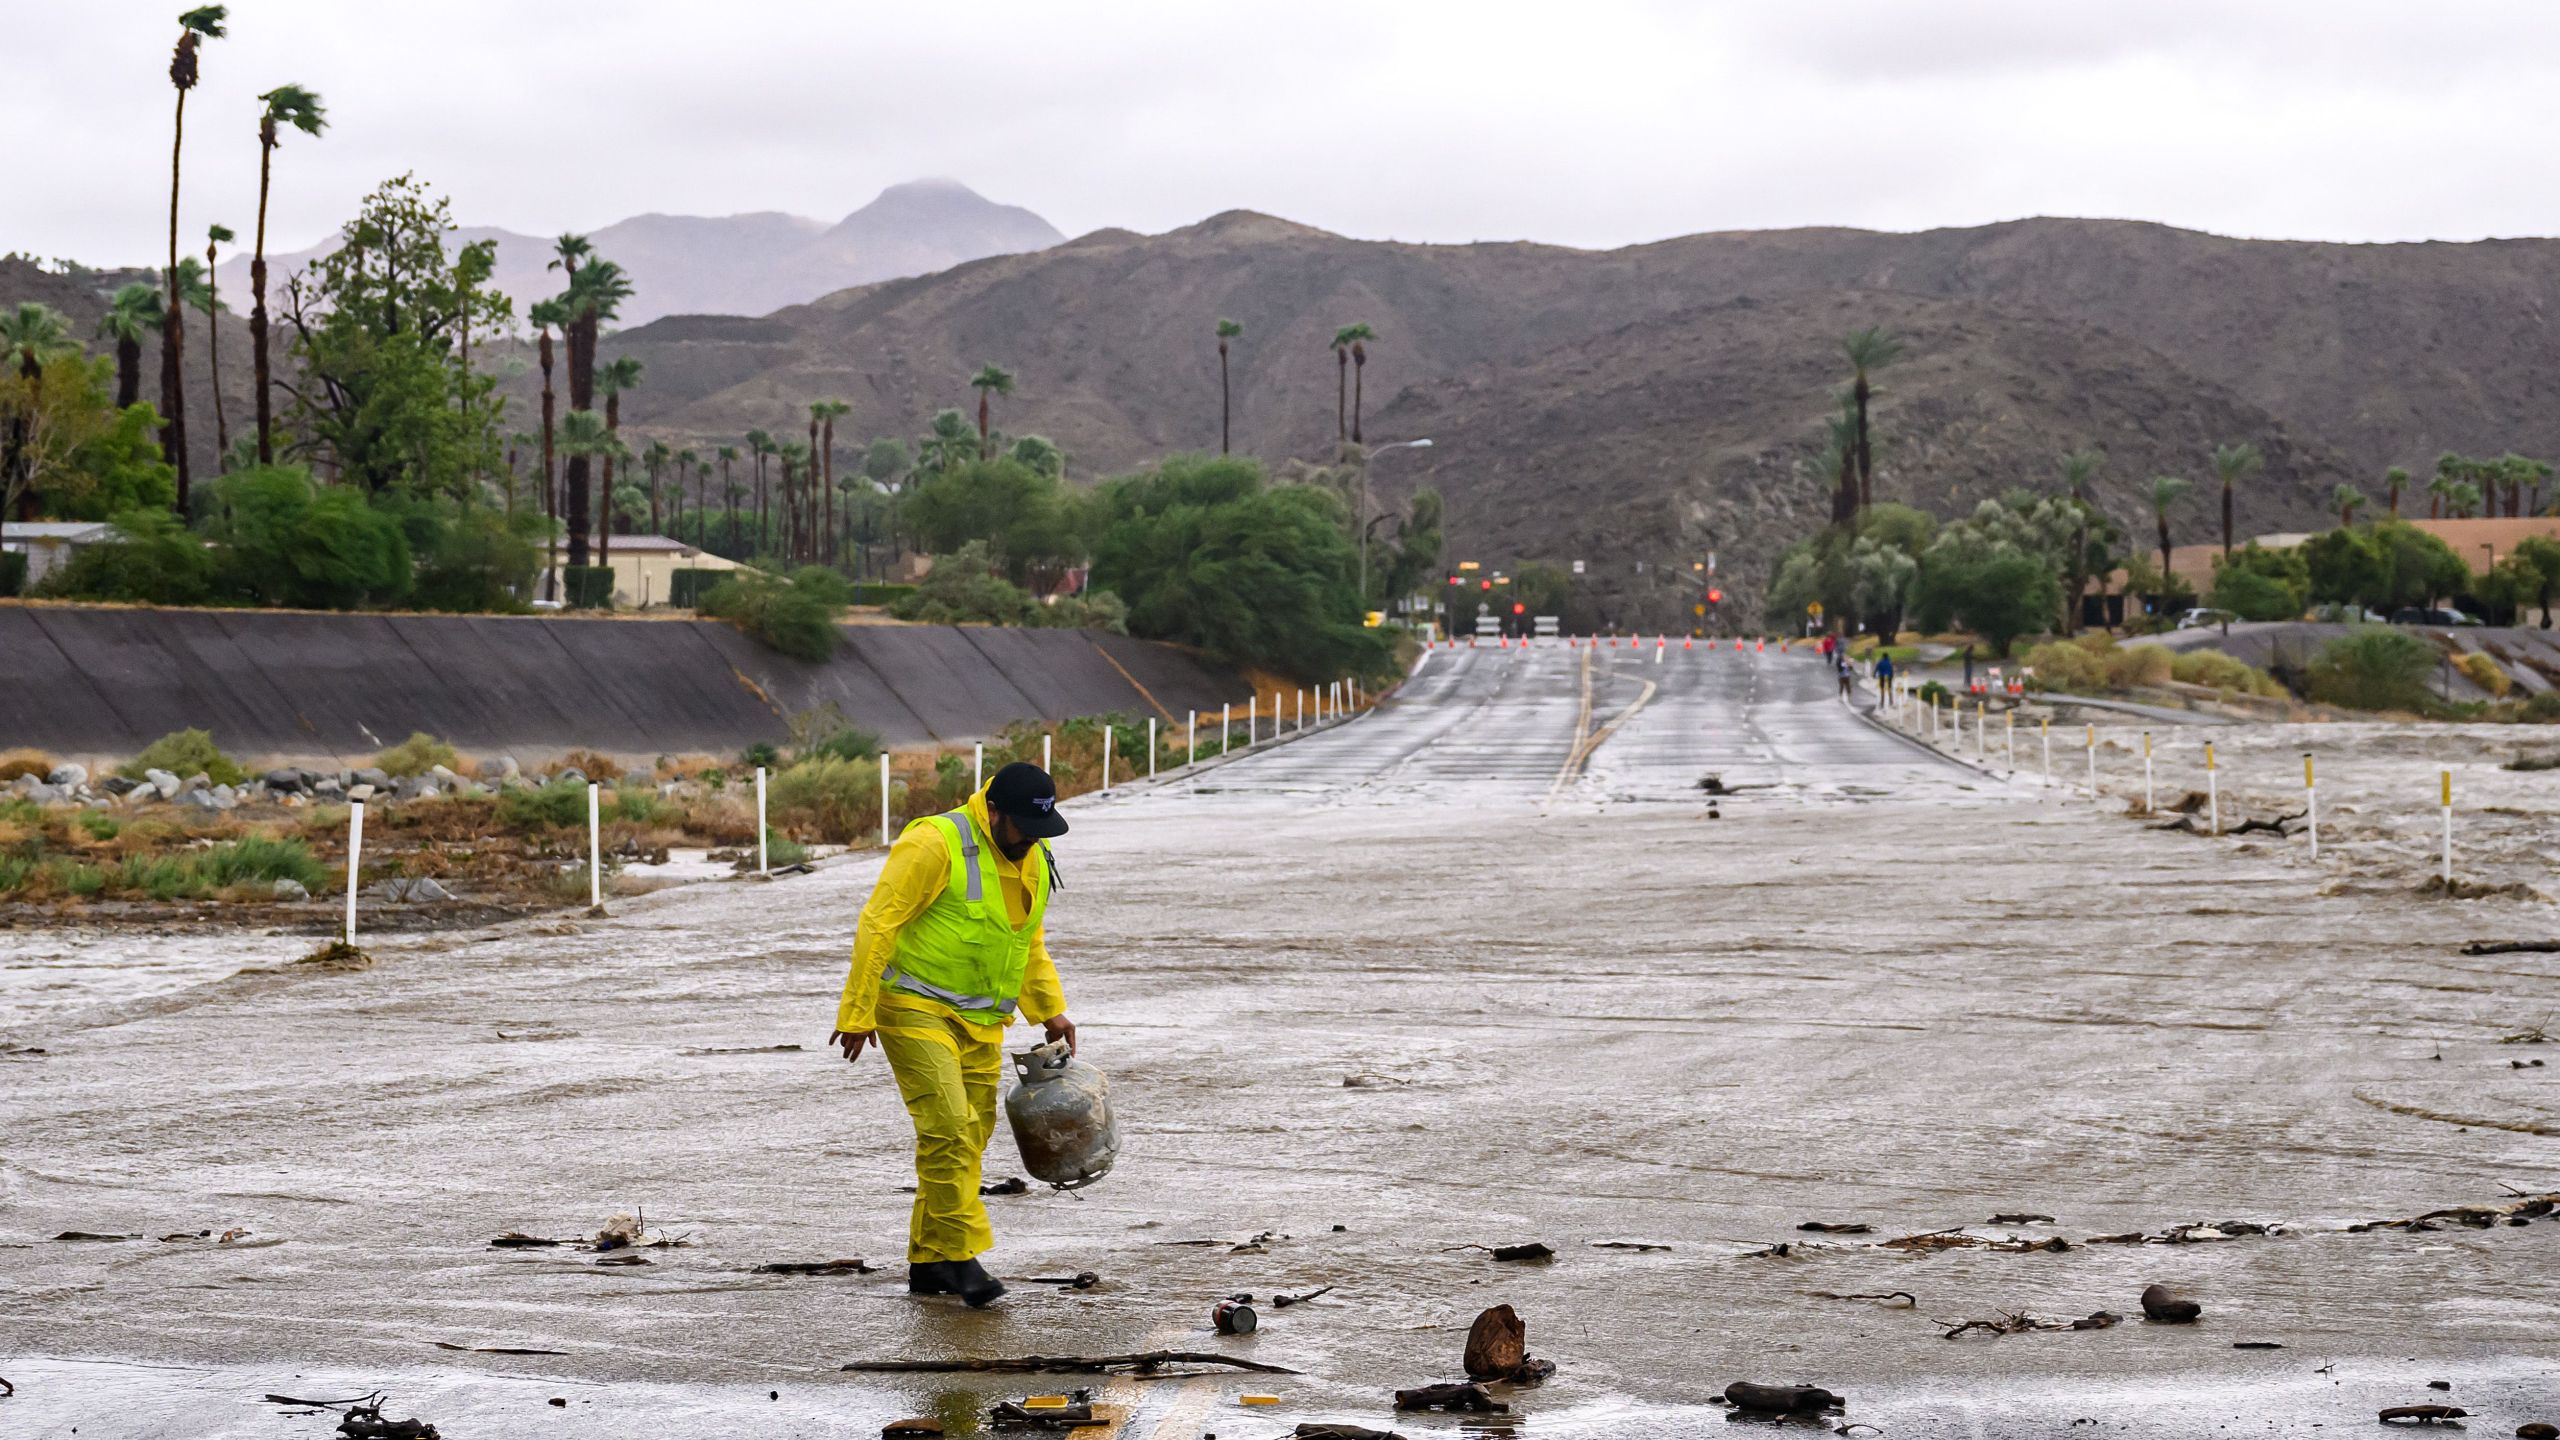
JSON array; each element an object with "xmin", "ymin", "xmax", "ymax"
[{"xmin": 5, "ymin": 642, "xmax": 2558, "ymax": 1438}]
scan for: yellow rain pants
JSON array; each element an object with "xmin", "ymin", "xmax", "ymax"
[{"xmin": 876, "ymin": 991, "xmax": 1003, "ymax": 1263}]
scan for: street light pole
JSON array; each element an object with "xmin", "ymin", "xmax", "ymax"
[{"xmin": 1357, "ymin": 438, "xmax": 1433, "ymax": 608}]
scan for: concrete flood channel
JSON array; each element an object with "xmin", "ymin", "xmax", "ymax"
[{"xmin": 3, "ymin": 643, "xmax": 2557, "ymax": 1437}]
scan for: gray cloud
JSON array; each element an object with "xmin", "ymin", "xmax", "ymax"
[{"xmin": 7, "ymin": 0, "xmax": 2556, "ymax": 271}]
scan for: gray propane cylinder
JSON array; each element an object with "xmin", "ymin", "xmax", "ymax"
[{"xmin": 1005, "ymin": 1040, "xmax": 1119, "ymax": 1190}]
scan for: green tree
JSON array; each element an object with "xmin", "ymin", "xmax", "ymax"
[
  {"xmin": 40, "ymin": 358, "xmax": 177, "ymax": 521},
  {"xmin": 917, "ymin": 408, "xmax": 976, "ymax": 475},
  {"xmin": 2307, "ymin": 628, "xmax": 2437, "ymax": 711},
  {"xmin": 900, "ymin": 456, "xmax": 1084, "ymax": 587},
  {"xmin": 595, "ymin": 355, "xmax": 642, "ymax": 575},
  {"xmin": 2206, "ymin": 543, "xmax": 2310, "ymax": 621},
  {"xmin": 1330, "ymin": 324, "xmax": 1376, "ymax": 445},
  {"xmin": 280, "ymin": 175, "xmax": 507, "ymax": 498},
  {"xmin": 1909, "ymin": 550, "xmax": 2058, "ymax": 656},
  {"xmin": 969, "ymin": 364, "xmax": 1014, "ymax": 460},
  {"xmin": 1007, "ymin": 434, "xmax": 1065, "ymax": 480},
  {"xmin": 96, "ymin": 283, "xmax": 164, "ymax": 410},
  {"xmin": 2331, "ymin": 482, "xmax": 2366, "ymax": 528},
  {"xmin": 250, "ymin": 82, "xmax": 326, "ymax": 465},
  {"xmin": 2381, "ymin": 465, "xmax": 2407, "ymax": 519},
  {"xmin": 201, "ymin": 464, "xmax": 410, "ymax": 608},
  {"xmin": 812, "ymin": 398, "xmax": 852, "ymax": 562},
  {"xmin": 1841, "ymin": 327, "xmax": 1905, "ymax": 510},
  {"xmin": 2, "ymin": 302, "xmax": 77, "ymax": 518},
  {"xmin": 2058, "ymin": 447, "xmax": 2105, "ymax": 634},
  {"xmin": 200, "ymin": 222, "xmax": 235, "ymax": 462},
  {"xmin": 2303, "ymin": 526, "xmax": 2387, "ymax": 612},
  {"xmin": 863, "ymin": 436, "xmax": 911, "ymax": 489},
  {"xmin": 2513, "ymin": 536, "xmax": 2560, "ymax": 627},
  {"xmin": 550, "ymin": 243, "xmax": 630, "ymax": 567},
  {"xmin": 41, "ymin": 506, "xmax": 214, "ymax": 602},
  {"xmin": 2212, "ymin": 441, "xmax": 2263, "ymax": 556},
  {"xmin": 1215, "ymin": 318, "xmax": 1241, "ymax": 454},
  {"xmin": 2428, "ymin": 452, "xmax": 2463, "ymax": 519},
  {"xmin": 161, "ymin": 5, "xmax": 228, "ymax": 508},
  {"xmin": 2146, "ymin": 475, "xmax": 2192, "ymax": 602},
  {"xmin": 1087, "ymin": 454, "xmax": 1389, "ymax": 681}
]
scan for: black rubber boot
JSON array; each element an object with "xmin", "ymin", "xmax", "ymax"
[
  {"xmin": 907, "ymin": 1261, "xmax": 954, "ymax": 1296},
  {"xmin": 948, "ymin": 1257, "xmax": 1007, "ymax": 1308}
]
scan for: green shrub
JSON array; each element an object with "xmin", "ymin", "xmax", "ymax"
[
  {"xmin": 768, "ymin": 756, "xmax": 884, "ymax": 843},
  {"xmin": 496, "ymin": 778, "xmax": 592, "ymax": 833},
  {"xmin": 763, "ymin": 827, "xmax": 809, "ymax": 866},
  {"xmin": 2206, "ymin": 543, "xmax": 2310, "ymax": 621},
  {"xmin": 2307, "ymin": 628, "xmax": 2438, "ymax": 711},
  {"xmin": 193, "ymin": 835, "xmax": 329, "ymax": 892},
  {"xmin": 850, "ymin": 582, "xmax": 915, "ymax": 607},
  {"xmin": 740, "ymin": 740, "xmax": 780, "ymax": 771},
  {"xmin": 120, "ymin": 729, "xmax": 246, "ymax": 787},
  {"xmin": 701, "ymin": 569, "xmax": 842, "ymax": 662},
  {"xmin": 609, "ymin": 786, "xmax": 661, "ymax": 824},
  {"xmin": 2170, "ymin": 650, "xmax": 2285, "ymax": 698},
  {"xmin": 2020, "ymin": 638, "xmax": 2109, "ymax": 692},
  {"xmin": 787, "ymin": 566, "xmax": 857, "ymax": 605},
  {"xmin": 51, "ymin": 858, "xmax": 107, "ymax": 897},
  {"xmin": 805, "ymin": 724, "xmax": 885, "ymax": 765},
  {"xmin": 2104, "ymin": 644, "xmax": 2173, "ymax": 688},
  {"xmin": 43, "ymin": 508, "xmax": 220, "ymax": 604},
  {"xmin": 203, "ymin": 465, "xmax": 413, "ymax": 610},
  {"xmin": 0, "ymin": 854, "xmax": 35, "ymax": 895},
  {"xmin": 76, "ymin": 811, "xmax": 121, "ymax": 842},
  {"xmin": 115, "ymin": 855, "xmax": 197, "ymax": 900},
  {"xmin": 562, "ymin": 565, "xmax": 616, "ymax": 609},
  {"xmin": 375, "ymin": 731, "xmax": 459, "ymax": 778},
  {"xmin": 2523, "ymin": 691, "xmax": 2560, "ymax": 724},
  {"xmin": 669, "ymin": 567, "xmax": 723, "ymax": 609}
]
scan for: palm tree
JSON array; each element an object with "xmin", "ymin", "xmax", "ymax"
[
  {"xmin": 2148, "ymin": 475, "xmax": 2193, "ymax": 605},
  {"xmin": 250, "ymin": 83, "xmax": 325, "ymax": 466},
  {"xmin": 162, "ymin": 5, "xmax": 227, "ymax": 508},
  {"xmin": 2382, "ymin": 465, "xmax": 2407, "ymax": 519},
  {"xmin": 715, "ymin": 444, "xmax": 741, "ymax": 551},
  {"xmin": 1328, "ymin": 324, "xmax": 1377, "ymax": 446},
  {"xmin": 553, "ymin": 410, "xmax": 625, "ymax": 604},
  {"xmin": 639, "ymin": 437, "xmax": 671, "ymax": 534},
  {"xmin": 2, "ymin": 303, "xmax": 75, "ymax": 519},
  {"xmin": 2059, "ymin": 447, "xmax": 2105, "ymax": 635},
  {"xmin": 97, "ymin": 284, "xmax": 165, "ymax": 410},
  {"xmin": 918, "ymin": 409, "xmax": 975, "ymax": 474},
  {"xmin": 2447, "ymin": 479, "xmax": 2484, "ymax": 518},
  {"xmin": 745, "ymin": 429, "xmax": 774, "ymax": 551},
  {"xmin": 596, "ymin": 355, "xmax": 643, "ymax": 572},
  {"xmin": 2210, "ymin": 441, "xmax": 2263, "ymax": 556},
  {"xmin": 2428, "ymin": 452, "xmax": 2464, "ymax": 520},
  {"xmin": 1330, "ymin": 326, "xmax": 1356, "ymax": 443},
  {"xmin": 2332, "ymin": 482, "xmax": 2367, "ymax": 528},
  {"xmin": 1215, "ymin": 318, "xmax": 1241, "ymax": 454},
  {"xmin": 813, "ymin": 399, "xmax": 851, "ymax": 562},
  {"xmin": 552, "ymin": 249, "xmax": 629, "ymax": 568},
  {"xmin": 527, "ymin": 297, "xmax": 565, "ymax": 595},
  {"xmin": 199, "ymin": 222, "xmax": 234, "ymax": 463},
  {"xmin": 778, "ymin": 440, "xmax": 811, "ymax": 558},
  {"xmin": 1350, "ymin": 325, "xmax": 1378, "ymax": 443},
  {"xmin": 968, "ymin": 365, "xmax": 1014, "ymax": 460},
  {"xmin": 1841, "ymin": 327, "xmax": 1905, "ymax": 511}
]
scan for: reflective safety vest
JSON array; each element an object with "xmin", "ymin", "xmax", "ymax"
[{"xmin": 882, "ymin": 810, "xmax": 1051, "ymax": 1027}]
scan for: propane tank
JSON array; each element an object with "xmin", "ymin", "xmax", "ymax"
[{"xmin": 1005, "ymin": 1040, "xmax": 1119, "ymax": 1190}]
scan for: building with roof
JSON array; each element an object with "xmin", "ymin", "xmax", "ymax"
[{"xmin": 1, "ymin": 521, "xmax": 116, "ymax": 588}]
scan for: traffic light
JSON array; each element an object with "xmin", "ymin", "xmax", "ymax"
[
  {"xmin": 1511, "ymin": 602, "xmax": 1525, "ymax": 615},
  {"xmin": 1707, "ymin": 587, "xmax": 1724, "ymax": 605},
  {"xmin": 1448, "ymin": 575, "xmax": 1463, "ymax": 586},
  {"xmin": 1480, "ymin": 579, "xmax": 1493, "ymax": 591}
]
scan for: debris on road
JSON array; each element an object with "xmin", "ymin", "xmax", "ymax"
[
  {"xmin": 52, "ymin": 1231, "xmax": 138, "ymax": 1242},
  {"xmin": 2139, "ymin": 1284, "xmax": 2201, "ymax": 1322},
  {"xmin": 1294, "ymin": 1426, "xmax": 1405, "ymax": 1440},
  {"xmin": 1941, "ymin": 1310, "xmax": 2118, "ymax": 1338},
  {"xmin": 1393, "ymin": 1382, "xmax": 1505, "ymax": 1413},
  {"xmin": 1022, "ymin": 1271, "xmax": 1103, "ymax": 1289},
  {"xmin": 1880, "ymin": 1228, "xmax": 2068, "ymax": 1254},
  {"xmin": 989, "ymin": 1394, "xmax": 1106, "ymax": 1431},
  {"xmin": 1721, "ymin": 1382, "xmax": 1845, "ymax": 1415},
  {"xmin": 680, "ymin": 1043, "xmax": 804, "ymax": 1055},
  {"xmin": 981, "ymin": 1177, "xmax": 1030, "ymax": 1196},
  {"xmin": 2377, "ymin": 1404, "xmax": 2467, "ymax": 1424},
  {"xmin": 593, "ymin": 1211, "xmax": 688, "ymax": 1250},
  {"xmin": 839, "ymin": 1351, "xmax": 1300, "ymax": 1377},
  {"xmin": 1213, "ymin": 1298, "xmax": 1258, "ymax": 1334},
  {"xmin": 1797, "ymin": 1221, "xmax": 1873, "ymax": 1234},
  {"xmin": 429, "ymin": 1341, "xmax": 565, "ymax": 1356},
  {"xmin": 881, "ymin": 1420, "xmax": 943, "ymax": 1438},
  {"xmin": 754, "ymin": 1258, "xmax": 873, "ymax": 1275},
  {"xmin": 1272, "ymin": 1285, "xmax": 1334, "ymax": 1307},
  {"xmin": 2516, "ymin": 1422, "xmax": 2558, "ymax": 1439},
  {"xmin": 1989, "ymin": 1212, "xmax": 2056, "ymax": 1225},
  {"xmin": 1591, "ymin": 1240, "xmax": 1672, "ymax": 1251},
  {"xmin": 488, "ymin": 1232, "xmax": 568, "ymax": 1248},
  {"xmin": 2461, "ymin": 941, "xmax": 2560, "ymax": 957},
  {"xmin": 295, "ymin": 940, "xmax": 374, "ymax": 971},
  {"xmin": 1446, "ymin": 1241, "xmax": 1554, "ymax": 1261},
  {"xmin": 1462, "ymin": 1304, "xmax": 1553, "ymax": 1384},
  {"xmin": 2232, "ymin": 1341, "xmax": 2286, "ymax": 1350},
  {"xmin": 332, "ymin": 1396, "xmax": 440, "ymax": 1439},
  {"xmin": 2346, "ymin": 1193, "xmax": 2556, "ymax": 1232},
  {"xmin": 2086, "ymin": 1220, "xmax": 2277, "ymax": 1245},
  {"xmin": 1808, "ymin": 1290, "xmax": 1917, "ymax": 1307}
]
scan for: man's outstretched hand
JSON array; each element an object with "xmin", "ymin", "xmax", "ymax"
[
  {"xmin": 830, "ymin": 1028, "xmax": 874, "ymax": 1063},
  {"xmin": 1044, "ymin": 1014, "xmax": 1078, "ymax": 1056}
]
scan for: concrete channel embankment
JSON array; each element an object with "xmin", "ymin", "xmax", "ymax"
[{"xmin": 0, "ymin": 604, "xmax": 1254, "ymax": 762}]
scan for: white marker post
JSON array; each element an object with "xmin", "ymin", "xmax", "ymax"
[
  {"xmin": 973, "ymin": 743, "xmax": 984, "ymax": 791},
  {"xmin": 587, "ymin": 781, "xmax": 603, "ymax": 908},
  {"xmin": 1222, "ymin": 702, "xmax": 1232, "ymax": 754},
  {"xmin": 2142, "ymin": 732, "xmax": 2155, "ymax": 815},
  {"xmin": 1297, "ymin": 689, "xmax": 1305, "ymax": 733},
  {"xmin": 1103, "ymin": 726, "xmax": 1113, "ymax": 791},
  {"xmin": 1973, "ymin": 702, "xmax": 1985, "ymax": 762},
  {"xmin": 1042, "ymin": 732, "xmax": 1052, "ymax": 774},
  {"xmin": 2004, "ymin": 711, "xmax": 2015, "ymax": 771},
  {"xmin": 2303, "ymin": 753, "xmax": 2317, "ymax": 860},
  {"xmin": 2041, "ymin": 717, "xmax": 2052, "ymax": 788},
  {"xmin": 1148, "ymin": 717, "xmax": 1158, "ymax": 779},
  {"xmin": 2441, "ymin": 769, "xmax": 2454, "ymax": 883},
  {"xmin": 879, "ymin": 752, "xmax": 891, "ymax": 845},
  {"xmin": 1188, "ymin": 710, "xmax": 1197, "ymax": 768},
  {"xmin": 1248, "ymin": 695, "xmax": 1257, "ymax": 746},
  {"xmin": 2084, "ymin": 724, "xmax": 2097, "ymax": 799},
  {"xmin": 2205, "ymin": 742, "xmax": 2220, "ymax": 836},
  {"xmin": 755, "ymin": 767, "xmax": 769, "ymax": 877},
  {"xmin": 343, "ymin": 800, "xmax": 365, "ymax": 943}
]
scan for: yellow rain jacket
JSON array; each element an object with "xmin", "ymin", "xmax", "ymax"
[{"xmin": 836, "ymin": 782, "xmax": 1066, "ymax": 1264}]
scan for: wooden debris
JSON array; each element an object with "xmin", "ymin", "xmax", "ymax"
[
  {"xmin": 334, "ymin": 1397, "xmax": 440, "ymax": 1439},
  {"xmin": 1023, "ymin": 1271, "xmax": 1103, "ymax": 1289},
  {"xmin": 53, "ymin": 1231, "xmax": 138, "ymax": 1242},
  {"xmin": 1272, "ymin": 1284, "xmax": 1333, "ymax": 1307},
  {"xmin": 1591, "ymin": 1240, "xmax": 1672, "ymax": 1251},
  {"xmin": 2086, "ymin": 1220, "xmax": 2275, "ymax": 1246},
  {"xmin": 1879, "ymin": 1228, "xmax": 2068, "ymax": 1254},
  {"xmin": 840, "ymin": 1352, "xmax": 1298, "ymax": 1377},
  {"xmin": 882, "ymin": 1421, "xmax": 944, "ymax": 1438},
  {"xmin": 1796, "ymin": 1221, "xmax": 1872, "ymax": 1234},
  {"xmin": 1941, "ymin": 1310, "xmax": 2117, "ymax": 1339},
  {"xmin": 755, "ymin": 1259, "xmax": 872, "ymax": 1276},
  {"xmin": 1989, "ymin": 1212, "xmax": 2055, "ymax": 1225},
  {"xmin": 1723, "ymin": 1382, "xmax": 1844, "ymax": 1414},
  {"xmin": 430, "ymin": 1341, "xmax": 567, "ymax": 1356},
  {"xmin": 989, "ymin": 1398, "xmax": 1106, "ymax": 1431},
  {"xmin": 1294, "ymin": 1426, "xmax": 1404, "ymax": 1440},
  {"xmin": 681, "ymin": 1044, "xmax": 804, "ymax": 1055},
  {"xmin": 981, "ymin": 1177, "xmax": 1030, "ymax": 1196},
  {"xmin": 2348, "ymin": 1193, "xmax": 2556, "ymax": 1233},
  {"xmin": 1393, "ymin": 1382, "xmax": 1505, "ymax": 1413},
  {"xmin": 2140, "ymin": 1284, "xmax": 2201, "ymax": 1322},
  {"xmin": 2465, "ymin": 941, "xmax": 2560, "ymax": 957},
  {"xmin": 2516, "ymin": 1422, "xmax": 2558, "ymax": 1440},
  {"xmin": 593, "ymin": 1254, "xmax": 649, "ymax": 1267},
  {"xmin": 488, "ymin": 1232, "xmax": 568, "ymax": 1249},
  {"xmin": 2232, "ymin": 1341, "xmax": 2286, "ymax": 1350},
  {"xmin": 2378, "ymin": 1404, "xmax": 2467, "ymax": 1424},
  {"xmin": 1464, "ymin": 1305, "xmax": 1524, "ymax": 1380},
  {"xmin": 1809, "ymin": 1291, "xmax": 1917, "ymax": 1307}
]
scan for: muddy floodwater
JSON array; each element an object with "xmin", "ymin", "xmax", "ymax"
[{"xmin": 5, "ymin": 644, "xmax": 2557, "ymax": 1438}]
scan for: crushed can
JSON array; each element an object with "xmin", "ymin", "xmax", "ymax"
[
  {"xmin": 1214, "ymin": 1299, "xmax": 1258, "ymax": 1335},
  {"xmin": 1005, "ymin": 1040, "xmax": 1119, "ymax": 1190}
]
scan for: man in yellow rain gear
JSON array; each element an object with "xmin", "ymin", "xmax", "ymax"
[{"xmin": 830, "ymin": 761, "xmax": 1076, "ymax": 1308}]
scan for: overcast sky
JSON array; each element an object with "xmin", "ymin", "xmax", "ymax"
[{"xmin": 9, "ymin": 0, "xmax": 2557, "ymax": 265}]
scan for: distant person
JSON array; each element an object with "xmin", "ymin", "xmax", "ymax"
[
  {"xmin": 1836, "ymin": 654, "xmax": 1854, "ymax": 700},
  {"xmin": 1873, "ymin": 651, "xmax": 1896, "ymax": 695},
  {"xmin": 829, "ymin": 762, "xmax": 1078, "ymax": 1310}
]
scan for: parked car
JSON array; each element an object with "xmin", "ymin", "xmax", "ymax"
[
  {"xmin": 2309, "ymin": 603, "xmax": 2389, "ymax": 623},
  {"xmin": 2174, "ymin": 608, "xmax": 2239, "ymax": 630},
  {"xmin": 2388, "ymin": 607, "xmax": 2481, "ymax": 627}
]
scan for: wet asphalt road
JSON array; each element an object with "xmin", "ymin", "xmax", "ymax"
[{"xmin": 4, "ymin": 642, "xmax": 2558, "ymax": 1438}]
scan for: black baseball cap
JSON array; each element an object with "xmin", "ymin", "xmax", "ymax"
[{"xmin": 986, "ymin": 761, "xmax": 1069, "ymax": 838}]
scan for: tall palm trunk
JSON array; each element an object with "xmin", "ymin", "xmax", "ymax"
[
  {"xmin": 204, "ymin": 234, "xmax": 228, "ymax": 464},
  {"xmin": 1334, "ymin": 348, "xmax": 1347, "ymax": 442},
  {"xmin": 1852, "ymin": 375, "xmax": 1874, "ymax": 510},
  {"xmin": 602, "ymin": 387, "xmax": 621, "ymax": 587},
  {"xmin": 163, "ymin": 86, "xmax": 192, "ymax": 508},
  {"xmin": 2157, "ymin": 516, "xmax": 2173, "ymax": 596},
  {"xmin": 2221, "ymin": 478, "xmax": 2233, "ymax": 557},
  {"xmin": 1351, "ymin": 341, "xmax": 1366, "ymax": 444},
  {"xmin": 538, "ymin": 328, "xmax": 557, "ymax": 599},
  {"xmin": 721, "ymin": 454, "xmax": 736, "ymax": 552},
  {"xmin": 251, "ymin": 130, "xmax": 276, "ymax": 464},
  {"xmin": 808, "ymin": 413, "xmax": 822, "ymax": 562},
  {"xmin": 821, "ymin": 415, "xmax": 838, "ymax": 565},
  {"xmin": 115, "ymin": 337, "xmax": 143, "ymax": 409},
  {"xmin": 1218, "ymin": 337, "xmax": 1231, "ymax": 454},
  {"xmin": 564, "ymin": 309, "xmax": 596, "ymax": 569},
  {"xmin": 754, "ymin": 451, "xmax": 767, "ymax": 550}
]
